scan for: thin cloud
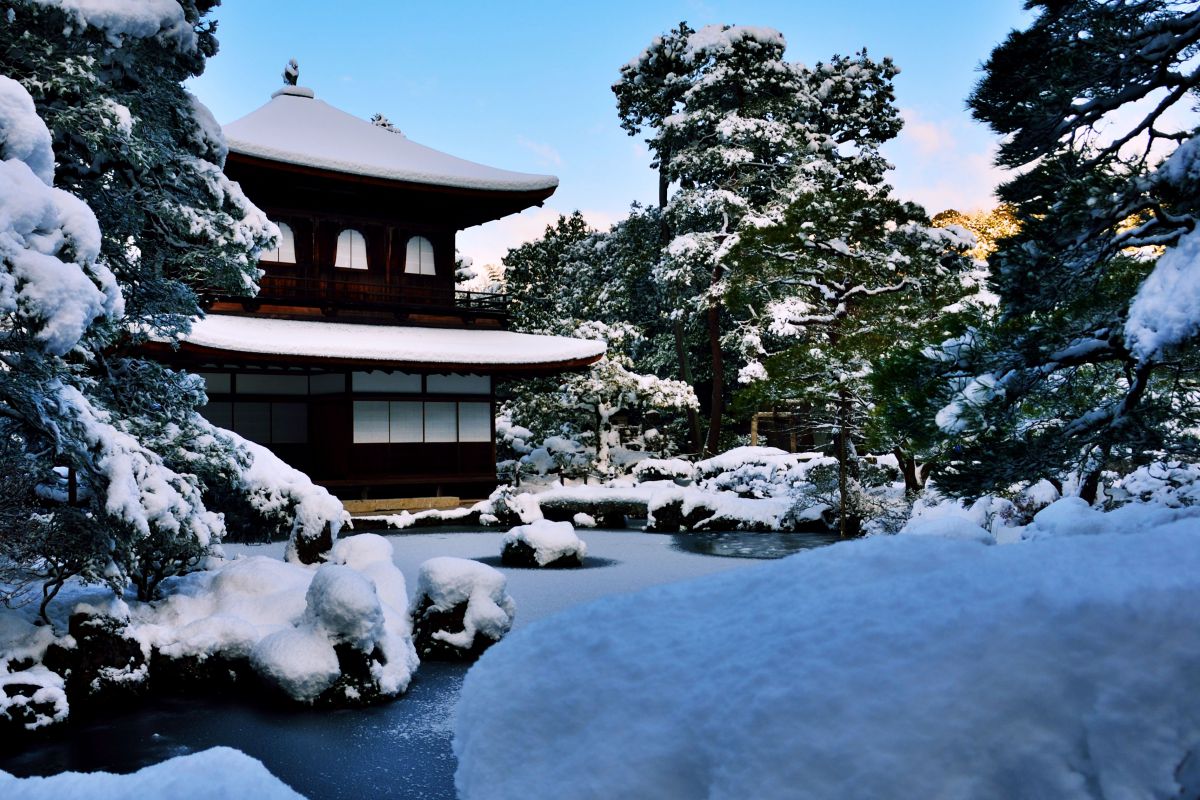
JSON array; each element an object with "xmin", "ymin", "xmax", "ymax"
[{"xmin": 517, "ymin": 135, "xmax": 564, "ymax": 167}]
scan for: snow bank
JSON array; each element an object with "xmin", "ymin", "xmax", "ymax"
[
  {"xmin": 456, "ymin": 507, "xmax": 1200, "ymax": 799},
  {"xmin": 0, "ymin": 746, "xmax": 302, "ymax": 799},
  {"xmin": 501, "ymin": 520, "xmax": 587, "ymax": 567},
  {"xmin": 411, "ymin": 557, "xmax": 515, "ymax": 657}
]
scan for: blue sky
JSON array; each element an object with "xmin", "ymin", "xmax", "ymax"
[{"xmin": 190, "ymin": 1, "xmax": 1031, "ymax": 266}]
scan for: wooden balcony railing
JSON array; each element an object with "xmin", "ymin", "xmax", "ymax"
[{"xmin": 221, "ymin": 275, "xmax": 509, "ymax": 321}]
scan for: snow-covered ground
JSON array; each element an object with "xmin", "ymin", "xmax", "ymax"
[
  {"xmin": 454, "ymin": 500, "xmax": 1200, "ymax": 799},
  {"xmin": 0, "ymin": 746, "xmax": 303, "ymax": 799}
]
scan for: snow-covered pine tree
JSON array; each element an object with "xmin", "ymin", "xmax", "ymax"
[
  {"xmin": 932, "ymin": 0, "xmax": 1200, "ymax": 498},
  {"xmin": 732, "ymin": 176, "xmax": 975, "ymax": 534},
  {"xmin": 502, "ymin": 213, "xmax": 699, "ymax": 472},
  {"xmin": 616, "ymin": 24, "xmax": 902, "ymax": 455},
  {"xmin": 0, "ymin": 1, "xmax": 346, "ymax": 609}
]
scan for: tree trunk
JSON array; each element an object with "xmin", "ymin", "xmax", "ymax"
[
  {"xmin": 673, "ymin": 321, "xmax": 703, "ymax": 452},
  {"xmin": 894, "ymin": 447, "xmax": 923, "ymax": 494},
  {"xmin": 659, "ymin": 162, "xmax": 669, "ymax": 211},
  {"xmin": 705, "ymin": 300, "xmax": 724, "ymax": 457},
  {"xmin": 1079, "ymin": 469, "xmax": 1103, "ymax": 505},
  {"xmin": 837, "ymin": 390, "xmax": 860, "ymax": 538}
]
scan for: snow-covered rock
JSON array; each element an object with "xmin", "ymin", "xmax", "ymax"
[
  {"xmin": 0, "ymin": 746, "xmax": 303, "ymax": 799},
  {"xmin": 455, "ymin": 510, "xmax": 1200, "ymax": 799},
  {"xmin": 501, "ymin": 521, "xmax": 587, "ymax": 568},
  {"xmin": 251, "ymin": 535, "xmax": 418, "ymax": 705},
  {"xmin": 410, "ymin": 557, "xmax": 515, "ymax": 661}
]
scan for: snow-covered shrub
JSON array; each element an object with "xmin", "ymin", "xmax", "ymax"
[
  {"xmin": 632, "ymin": 457, "xmax": 695, "ymax": 483},
  {"xmin": 410, "ymin": 557, "xmax": 515, "ymax": 661},
  {"xmin": 646, "ymin": 486, "xmax": 798, "ymax": 533},
  {"xmin": 501, "ymin": 520, "xmax": 587, "ymax": 568},
  {"xmin": 1109, "ymin": 461, "xmax": 1200, "ymax": 508}
]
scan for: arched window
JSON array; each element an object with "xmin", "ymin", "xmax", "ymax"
[
  {"xmin": 261, "ymin": 221, "xmax": 296, "ymax": 264},
  {"xmin": 404, "ymin": 235, "xmax": 435, "ymax": 275},
  {"xmin": 335, "ymin": 229, "xmax": 368, "ymax": 270}
]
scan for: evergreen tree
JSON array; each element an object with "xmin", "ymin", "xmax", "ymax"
[
  {"xmin": 615, "ymin": 24, "xmax": 901, "ymax": 454},
  {"xmin": 502, "ymin": 213, "xmax": 700, "ymax": 470},
  {"xmin": 0, "ymin": 1, "xmax": 345, "ymax": 610},
  {"xmin": 732, "ymin": 178, "xmax": 975, "ymax": 534},
  {"xmin": 934, "ymin": 0, "xmax": 1200, "ymax": 497}
]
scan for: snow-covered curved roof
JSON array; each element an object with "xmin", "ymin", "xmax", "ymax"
[
  {"xmin": 179, "ymin": 314, "xmax": 605, "ymax": 370},
  {"xmin": 223, "ymin": 86, "xmax": 559, "ymax": 193}
]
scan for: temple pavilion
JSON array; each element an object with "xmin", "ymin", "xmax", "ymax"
[{"xmin": 153, "ymin": 72, "xmax": 604, "ymax": 499}]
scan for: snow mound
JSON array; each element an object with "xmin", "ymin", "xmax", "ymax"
[
  {"xmin": 251, "ymin": 537, "xmax": 418, "ymax": 703},
  {"xmin": 501, "ymin": 520, "xmax": 587, "ymax": 567},
  {"xmin": 632, "ymin": 457, "xmax": 695, "ymax": 482},
  {"xmin": 898, "ymin": 515, "xmax": 993, "ymax": 543},
  {"xmin": 0, "ymin": 746, "xmax": 302, "ymax": 799},
  {"xmin": 456, "ymin": 511, "xmax": 1200, "ymax": 799},
  {"xmin": 412, "ymin": 557, "xmax": 515, "ymax": 654},
  {"xmin": 695, "ymin": 445, "xmax": 795, "ymax": 477}
]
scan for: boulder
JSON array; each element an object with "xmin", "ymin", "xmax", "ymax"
[
  {"xmin": 501, "ymin": 520, "xmax": 586, "ymax": 568},
  {"xmin": 410, "ymin": 557, "xmax": 515, "ymax": 661},
  {"xmin": 42, "ymin": 611, "xmax": 147, "ymax": 710}
]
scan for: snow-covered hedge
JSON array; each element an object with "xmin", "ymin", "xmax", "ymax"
[{"xmin": 456, "ymin": 500, "xmax": 1200, "ymax": 799}]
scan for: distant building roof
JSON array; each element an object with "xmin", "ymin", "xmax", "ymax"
[
  {"xmin": 175, "ymin": 314, "xmax": 605, "ymax": 372},
  {"xmin": 223, "ymin": 86, "xmax": 559, "ymax": 194}
]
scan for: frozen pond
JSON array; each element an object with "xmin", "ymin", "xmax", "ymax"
[{"xmin": 2, "ymin": 528, "xmax": 836, "ymax": 799}]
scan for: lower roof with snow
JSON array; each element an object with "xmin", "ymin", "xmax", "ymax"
[{"xmin": 173, "ymin": 314, "xmax": 605, "ymax": 373}]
